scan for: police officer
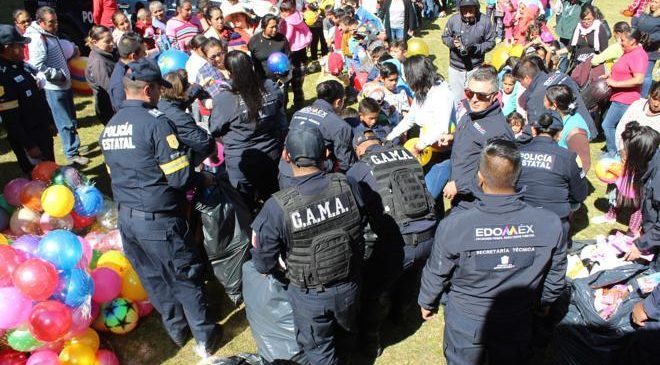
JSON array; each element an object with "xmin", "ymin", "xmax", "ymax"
[
  {"xmin": 100, "ymin": 59, "xmax": 221, "ymax": 359},
  {"xmin": 419, "ymin": 139, "xmax": 566, "ymax": 365},
  {"xmin": 0, "ymin": 24, "xmax": 55, "ymax": 173},
  {"xmin": 252, "ymin": 125, "xmax": 365, "ymax": 365},
  {"xmin": 279, "ymin": 80, "xmax": 356, "ymax": 188},
  {"xmin": 443, "ymin": 66, "xmax": 514, "ymax": 210},
  {"xmin": 347, "ymin": 129, "xmax": 437, "ymax": 356},
  {"xmin": 517, "ymin": 113, "xmax": 588, "ymax": 248}
]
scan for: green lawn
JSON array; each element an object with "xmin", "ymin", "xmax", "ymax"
[{"xmin": 0, "ymin": 1, "xmax": 632, "ymax": 364}]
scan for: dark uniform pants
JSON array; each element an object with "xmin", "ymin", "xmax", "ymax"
[
  {"xmin": 287, "ymin": 281, "xmax": 360, "ymax": 365},
  {"xmin": 6, "ymin": 130, "xmax": 54, "ymax": 174},
  {"xmin": 443, "ymin": 301, "xmax": 532, "ymax": 365},
  {"xmin": 118, "ymin": 209, "xmax": 216, "ymax": 344}
]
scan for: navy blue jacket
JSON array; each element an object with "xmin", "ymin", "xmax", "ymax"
[
  {"xmin": 441, "ymin": 1, "xmax": 496, "ymax": 71},
  {"xmin": 251, "ymin": 171, "xmax": 365, "ymax": 275},
  {"xmin": 638, "ymin": 149, "xmax": 660, "ymax": 269},
  {"xmin": 517, "ymin": 136, "xmax": 588, "ymax": 219},
  {"xmin": 108, "ymin": 60, "xmax": 127, "ymax": 112},
  {"xmin": 418, "ymin": 191, "xmax": 566, "ymax": 319},
  {"xmin": 158, "ymin": 98, "xmax": 214, "ymax": 166},
  {"xmin": 100, "ymin": 100, "xmax": 198, "ymax": 212},
  {"xmin": 450, "ymin": 101, "xmax": 515, "ymax": 204},
  {"xmin": 209, "ymin": 79, "xmax": 286, "ymax": 161}
]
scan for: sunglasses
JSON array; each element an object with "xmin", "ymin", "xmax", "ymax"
[{"xmin": 464, "ymin": 89, "xmax": 496, "ymax": 101}]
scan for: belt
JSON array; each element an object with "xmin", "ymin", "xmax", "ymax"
[
  {"xmin": 119, "ymin": 205, "xmax": 178, "ymax": 220},
  {"xmin": 402, "ymin": 227, "xmax": 435, "ymax": 246}
]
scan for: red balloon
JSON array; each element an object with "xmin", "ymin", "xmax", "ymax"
[
  {"xmin": 0, "ymin": 349, "xmax": 28, "ymax": 365},
  {"xmin": 31, "ymin": 161, "xmax": 60, "ymax": 182},
  {"xmin": 19, "ymin": 181, "xmax": 47, "ymax": 212},
  {"xmin": 12, "ymin": 258, "xmax": 59, "ymax": 301},
  {"xmin": 95, "ymin": 349, "xmax": 119, "ymax": 365},
  {"xmin": 0, "ymin": 245, "xmax": 25, "ymax": 287},
  {"xmin": 70, "ymin": 211, "xmax": 95, "ymax": 230},
  {"xmin": 29, "ymin": 300, "xmax": 72, "ymax": 342},
  {"xmin": 136, "ymin": 300, "xmax": 154, "ymax": 317}
]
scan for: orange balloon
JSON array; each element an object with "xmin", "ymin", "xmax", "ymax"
[
  {"xmin": 65, "ymin": 328, "xmax": 100, "ymax": 352},
  {"xmin": 595, "ymin": 158, "xmax": 622, "ymax": 184},
  {"xmin": 19, "ymin": 180, "xmax": 47, "ymax": 212},
  {"xmin": 32, "ymin": 161, "xmax": 60, "ymax": 182},
  {"xmin": 121, "ymin": 267, "xmax": 148, "ymax": 302},
  {"xmin": 59, "ymin": 343, "xmax": 97, "ymax": 365}
]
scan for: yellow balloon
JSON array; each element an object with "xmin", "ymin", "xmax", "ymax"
[
  {"xmin": 0, "ymin": 233, "xmax": 9, "ymax": 245},
  {"xmin": 407, "ymin": 38, "xmax": 430, "ymax": 57},
  {"xmin": 59, "ymin": 343, "xmax": 97, "ymax": 365},
  {"xmin": 97, "ymin": 250, "xmax": 131, "ymax": 276},
  {"xmin": 509, "ymin": 44, "xmax": 524, "ymax": 58},
  {"xmin": 490, "ymin": 44, "xmax": 511, "ymax": 71},
  {"xmin": 121, "ymin": 267, "xmax": 148, "ymax": 302},
  {"xmin": 403, "ymin": 138, "xmax": 433, "ymax": 166},
  {"xmin": 65, "ymin": 328, "xmax": 100, "ymax": 352},
  {"xmin": 41, "ymin": 185, "xmax": 75, "ymax": 218}
]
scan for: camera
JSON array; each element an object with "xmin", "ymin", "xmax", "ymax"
[{"xmin": 455, "ymin": 35, "xmax": 468, "ymax": 57}]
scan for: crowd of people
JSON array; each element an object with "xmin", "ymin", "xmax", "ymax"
[{"xmin": 1, "ymin": 0, "xmax": 659, "ymax": 364}]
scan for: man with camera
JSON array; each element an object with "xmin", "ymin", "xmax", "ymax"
[{"xmin": 441, "ymin": 0, "xmax": 496, "ymax": 103}]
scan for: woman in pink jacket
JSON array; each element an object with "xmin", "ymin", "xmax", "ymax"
[{"xmin": 279, "ymin": 0, "xmax": 312, "ymax": 109}]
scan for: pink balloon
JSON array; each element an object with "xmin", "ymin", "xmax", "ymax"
[
  {"xmin": 3, "ymin": 178, "xmax": 30, "ymax": 206},
  {"xmin": 67, "ymin": 303, "xmax": 93, "ymax": 337},
  {"xmin": 136, "ymin": 300, "xmax": 154, "ymax": 317},
  {"xmin": 204, "ymin": 141, "xmax": 225, "ymax": 167},
  {"xmin": 84, "ymin": 231, "xmax": 106, "ymax": 250},
  {"xmin": 39, "ymin": 213, "xmax": 74, "ymax": 233},
  {"xmin": 91, "ymin": 267, "xmax": 121, "ymax": 303},
  {"xmin": 26, "ymin": 350, "xmax": 59, "ymax": 365},
  {"xmin": 0, "ymin": 287, "xmax": 32, "ymax": 329},
  {"xmin": 76, "ymin": 237, "xmax": 92, "ymax": 269},
  {"xmin": 95, "ymin": 350, "xmax": 119, "ymax": 365}
]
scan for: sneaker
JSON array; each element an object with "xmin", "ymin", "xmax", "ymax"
[
  {"xmin": 193, "ymin": 327, "xmax": 223, "ymax": 359},
  {"xmin": 592, "ymin": 214, "xmax": 616, "ymax": 224},
  {"xmin": 67, "ymin": 155, "xmax": 90, "ymax": 166}
]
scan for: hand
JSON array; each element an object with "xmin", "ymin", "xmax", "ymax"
[
  {"xmin": 437, "ymin": 134, "xmax": 454, "ymax": 147},
  {"xmin": 411, "ymin": 144, "xmax": 423, "ymax": 158},
  {"xmin": 421, "ymin": 307, "xmax": 435, "ymax": 321},
  {"xmin": 605, "ymin": 78, "xmax": 617, "ymax": 88},
  {"xmin": 407, "ymin": 29, "xmax": 415, "ymax": 37},
  {"xmin": 26, "ymin": 146, "xmax": 42, "ymax": 159},
  {"xmin": 453, "ymin": 38, "xmax": 462, "ymax": 49},
  {"xmin": 632, "ymin": 302, "xmax": 648, "ymax": 327},
  {"xmin": 623, "ymin": 245, "xmax": 642, "ymax": 261},
  {"xmin": 443, "ymin": 181, "xmax": 458, "ymax": 200}
]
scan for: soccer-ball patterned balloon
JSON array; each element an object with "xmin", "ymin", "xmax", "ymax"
[{"xmin": 102, "ymin": 297, "xmax": 139, "ymax": 334}]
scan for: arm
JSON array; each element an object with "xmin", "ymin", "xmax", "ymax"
[
  {"xmin": 27, "ymin": 35, "xmax": 66, "ymax": 83},
  {"xmin": 591, "ymin": 43, "xmax": 623, "ymax": 66},
  {"xmin": 442, "ymin": 19, "xmax": 455, "ymax": 48},
  {"xmin": 540, "ymin": 218, "xmax": 567, "ymax": 308},
  {"xmin": 567, "ymin": 153, "xmax": 589, "ymax": 203},
  {"xmin": 174, "ymin": 109, "xmax": 214, "ymax": 158},
  {"xmin": 615, "ymin": 104, "xmax": 638, "ymax": 153},
  {"xmin": 473, "ymin": 17, "xmax": 497, "ymax": 55},
  {"xmin": 597, "ymin": 24, "xmax": 609, "ymax": 53},
  {"xmin": 636, "ymin": 169, "xmax": 660, "ymax": 253},
  {"xmin": 449, "ymin": 130, "xmax": 482, "ymax": 194},
  {"xmin": 418, "ymin": 221, "xmax": 458, "ymax": 310},
  {"xmin": 154, "ymin": 119, "xmax": 193, "ymax": 190},
  {"xmin": 208, "ymin": 92, "xmax": 234, "ymax": 138},
  {"xmin": 333, "ymin": 124, "xmax": 356, "ymax": 172},
  {"xmin": 418, "ymin": 89, "xmax": 453, "ymax": 148},
  {"xmin": 386, "ymin": 102, "xmax": 417, "ymax": 141},
  {"xmin": 0, "ymin": 83, "xmax": 36, "ymax": 152},
  {"xmin": 251, "ymin": 201, "xmax": 286, "ymax": 274},
  {"xmin": 566, "ymin": 130, "xmax": 591, "ymax": 173},
  {"xmin": 643, "ymin": 284, "xmax": 660, "ymax": 320}
]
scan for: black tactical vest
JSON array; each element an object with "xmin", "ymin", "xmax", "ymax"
[
  {"xmin": 362, "ymin": 145, "xmax": 436, "ymax": 228},
  {"xmin": 273, "ymin": 174, "xmax": 363, "ymax": 288}
]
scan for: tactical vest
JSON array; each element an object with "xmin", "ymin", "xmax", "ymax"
[
  {"xmin": 273, "ymin": 174, "xmax": 363, "ymax": 288},
  {"xmin": 363, "ymin": 145, "xmax": 436, "ymax": 231}
]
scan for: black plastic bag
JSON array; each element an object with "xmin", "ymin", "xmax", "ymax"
[
  {"xmin": 242, "ymin": 261, "xmax": 308, "ymax": 364},
  {"xmin": 547, "ymin": 264, "xmax": 650, "ymax": 365},
  {"xmin": 196, "ymin": 177, "xmax": 253, "ymax": 305}
]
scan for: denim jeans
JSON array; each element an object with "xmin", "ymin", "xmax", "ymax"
[
  {"xmin": 390, "ymin": 28, "xmax": 405, "ymax": 41},
  {"xmin": 45, "ymin": 88, "xmax": 80, "ymax": 159},
  {"xmin": 423, "ymin": 0, "xmax": 439, "ymax": 18},
  {"xmin": 642, "ymin": 59, "xmax": 656, "ymax": 98},
  {"xmin": 425, "ymin": 159, "xmax": 451, "ymax": 202},
  {"xmin": 602, "ymin": 101, "xmax": 630, "ymax": 154}
]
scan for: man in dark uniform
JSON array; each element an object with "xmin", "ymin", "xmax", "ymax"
[
  {"xmin": 108, "ymin": 32, "xmax": 145, "ymax": 112},
  {"xmin": 347, "ymin": 129, "xmax": 437, "ymax": 356},
  {"xmin": 279, "ymin": 80, "xmax": 355, "ymax": 188},
  {"xmin": 443, "ymin": 66, "xmax": 514, "ymax": 210},
  {"xmin": 517, "ymin": 113, "xmax": 588, "ymax": 248},
  {"xmin": 419, "ymin": 139, "xmax": 566, "ymax": 365},
  {"xmin": 252, "ymin": 125, "xmax": 365, "ymax": 365},
  {"xmin": 100, "ymin": 58, "xmax": 221, "ymax": 359},
  {"xmin": 0, "ymin": 24, "xmax": 54, "ymax": 173}
]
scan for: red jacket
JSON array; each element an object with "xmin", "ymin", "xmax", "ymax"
[{"xmin": 93, "ymin": 0, "xmax": 118, "ymax": 28}]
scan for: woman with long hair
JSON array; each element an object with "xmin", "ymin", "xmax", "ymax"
[
  {"xmin": 209, "ymin": 51, "xmax": 286, "ymax": 210},
  {"xmin": 84, "ymin": 25, "xmax": 117, "ymax": 125},
  {"xmin": 248, "ymin": 14, "xmax": 291, "ymax": 81}
]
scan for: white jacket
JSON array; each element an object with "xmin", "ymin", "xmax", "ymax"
[{"xmin": 24, "ymin": 22, "xmax": 75, "ymax": 90}]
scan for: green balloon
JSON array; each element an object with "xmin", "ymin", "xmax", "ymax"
[
  {"xmin": 7, "ymin": 329, "xmax": 43, "ymax": 352},
  {"xmin": 0, "ymin": 195, "xmax": 15, "ymax": 215},
  {"xmin": 90, "ymin": 249, "xmax": 103, "ymax": 269}
]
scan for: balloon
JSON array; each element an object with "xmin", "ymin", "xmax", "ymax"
[
  {"xmin": 31, "ymin": 161, "xmax": 60, "ymax": 183},
  {"xmin": 0, "ymin": 287, "xmax": 32, "ymax": 329},
  {"xmin": 4, "ymin": 178, "xmax": 30, "ymax": 206},
  {"xmin": 266, "ymin": 51, "xmax": 290, "ymax": 74},
  {"xmin": 91, "ymin": 267, "xmax": 121, "ymax": 303},
  {"xmin": 7, "ymin": 328, "xmax": 43, "ymax": 352},
  {"xmin": 77, "ymin": 237, "xmax": 92, "ymax": 269},
  {"xmin": 0, "ymin": 349, "xmax": 28, "ymax": 364},
  {"xmin": 157, "ymin": 49, "xmax": 189, "ymax": 75},
  {"xmin": 26, "ymin": 350, "xmax": 60, "ymax": 365},
  {"xmin": 83, "ymin": 231, "xmax": 106, "ymax": 250},
  {"xmin": 51, "ymin": 167, "xmax": 87, "ymax": 190},
  {"xmin": 9, "ymin": 207, "xmax": 41, "ymax": 236},
  {"xmin": 70, "ymin": 211, "xmax": 95, "ymax": 230},
  {"xmin": 56, "ymin": 269, "xmax": 94, "ymax": 308},
  {"xmin": 204, "ymin": 141, "xmax": 225, "ymax": 168},
  {"xmin": 95, "ymin": 350, "xmax": 119, "ymax": 365},
  {"xmin": 37, "ymin": 230, "xmax": 82, "ymax": 270},
  {"xmin": 95, "ymin": 199, "xmax": 118, "ymax": 231},
  {"xmin": 407, "ymin": 38, "xmax": 430, "ymax": 57},
  {"xmin": 11, "ymin": 234, "xmax": 40, "ymax": 258},
  {"xmin": 595, "ymin": 158, "xmax": 623, "ymax": 184},
  {"xmin": 19, "ymin": 181, "xmax": 47, "ymax": 212},
  {"xmin": 59, "ymin": 343, "xmax": 96, "ymax": 365},
  {"xmin": 490, "ymin": 43, "xmax": 511, "ymax": 71},
  {"xmin": 136, "ymin": 300, "xmax": 154, "ymax": 317},
  {"xmin": 67, "ymin": 303, "xmax": 94, "ymax": 337},
  {"xmin": 121, "ymin": 267, "xmax": 148, "ymax": 302},
  {"xmin": 68, "ymin": 57, "xmax": 93, "ymax": 96},
  {"xmin": 73, "ymin": 186, "xmax": 103, "ymax": 218},
  {"xmin": 403, "ymin": 138, "xmax": 433, "ymax": 166},
  {"xmin": 0, "ymin": 245, "xmax": 24, "ymax": 286},
  {"xmin": 29, "ymin": 301, "xmax": 72, "ymax": 342},
  {"xmin": 41, "ymin": 185, "xmax": 75, "ymax": 218},
  {"xmin": 591, "ymin": 78, "xmax": 612, "ymax": 104},
  {"xmin": 97, "ymin": 230, "xmax": 123, "ymax": 252},
  {"xmin": 509, "ymin": 44, "xmax": 524, "ymax": 57},
  {"xmin": 40, "ymin": 213, "xmax": 74, "ymax": 233},
  {"xmin": 0, "ymin": 207, "xmax": 8, "ymax": 231},
  {"xmin": 0, "ymin": 232, "xmax": 9, "ymax": 245},
  {"xmin": 102, "ymin": 297, "xmax": 139, "ymax": 334},
  {"xmin": 65, "ymin": 328, "xmax": 100, "ymax": 352},
  {"xmin": 623, "ymin": 9, "xmax": 634, "ymax": 17},
  {"xmin": 0, "ymin": 194, "xmax": 16, "ymax": 215},
  {"xmin": 96, "ymin": 250, "xmax": 131, "ymax": 276},
  {"xmin": 13, "ymin": 259, "xmax": 59, "ymax": 301}
]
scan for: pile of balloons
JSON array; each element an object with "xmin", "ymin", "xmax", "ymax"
[{"xmin": 0, "ymin": 162, "xmax": 152, "ymax": 365}]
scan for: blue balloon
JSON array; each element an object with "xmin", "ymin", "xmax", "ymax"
[
  {"xmin": 267, "ymin": 52, "xmax": 290, "ymax": 74},
  {"xmin": 157, "ymin": 49, "xmax": 190, "ymax": 76},
  {"xmin": 74, "ymin": 185, "xmax": 104, "ymax": 217},
  {"xmin": 53, "ymin": 269, "xmax": 94, "ymax": 308},
  {"xmin": 37, "ymin": 230, "xmax": 82, "ymax": 270}
]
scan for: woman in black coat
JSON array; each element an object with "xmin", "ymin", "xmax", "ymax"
[
  {"xmin": 84, "ymin": 25, "xmax": 117, "ymax": 125},
  {"xmin": 248, "ymin": 14, "xmax": 291, "ymax": 81},
  {"xmin": 379, "ymin": 0, "xmax": 419, "ymax": 41}
]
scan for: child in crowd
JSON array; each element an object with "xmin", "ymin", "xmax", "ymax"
[
  {"xmin": 500, "ymin": 71, "xmax": 518, "ymax": 115},
  {"xmin": 358, "ymin": 97, "xmax": 394, "ymax": 140},
  {"xmin": 323, "ymin": 6, "xmax": 336, "ymax": 50},
  {"xmin": 389, "ymin": 39, "xmax": 407, "ymax": 63},
  {"xmin": 339, "ymin": 16, "xmax": 359, "ymax": 57},
  {"xmin": 506, "ymin": 111, "xmax": 525, "ymax": 139},
  {"xmin": 366, "ymin": 45, "xmax": 388, "ymax": 81},
  {"xmin": 112, "ymin": 12, "xmax": 132, "ymax": 45},
  {"xmin": 330, "ymin": 8, "xmax": 346, "ymax": 51},
  {"xmin": 501, "ymin": 0, "xmax": 516, "ymax": 43},
  {"xmin": 135, "ymin": 8, "xmax": 157, "ymax": 50},
  {"xmin": 362, "ymin": 62, "xmax": 410, "ymax": 125}
]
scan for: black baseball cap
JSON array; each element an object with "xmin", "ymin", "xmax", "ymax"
[
  {"xmin": 352, "ymin": 128, "xmax": 381, "ymax": 149},
  {"xmin": 285, "ymin": 125, "xmax": 325, "ymax": 167},
  {"xmin": 0, "ymin": 25, "xmax": 30, "ymax": 46},
  {"xmin": 125, "ymin": 59, "xmax": 172, "ymax": 88},
  {"xmin": 458, "ymin": 0, "xmax": 479, "ymax": 7}
]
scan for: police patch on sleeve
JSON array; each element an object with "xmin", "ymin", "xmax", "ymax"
[
  {"xmin": 0, "ymin": 86, "xmax": 4, "ymax": 97},
  {"xmin": 166, "ymin": 134, "xmax": 179, "ymax": 149},
  {"xmin": 148, "ymin": 109, "xmax": 164, "ymax": 117}
]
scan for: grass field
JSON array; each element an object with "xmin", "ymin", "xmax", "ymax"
[{"xmin": 0, "ymin": 1, "xmax": 633, "ymax": 364}]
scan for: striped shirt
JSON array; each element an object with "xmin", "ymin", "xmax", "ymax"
[
  {"xmin": 166, "ymin": 17, "xmax": 202, "ymax": 52},
  {"xmin": 24, "ymin": 22, "xmax": 72, "ymax": 90}
]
